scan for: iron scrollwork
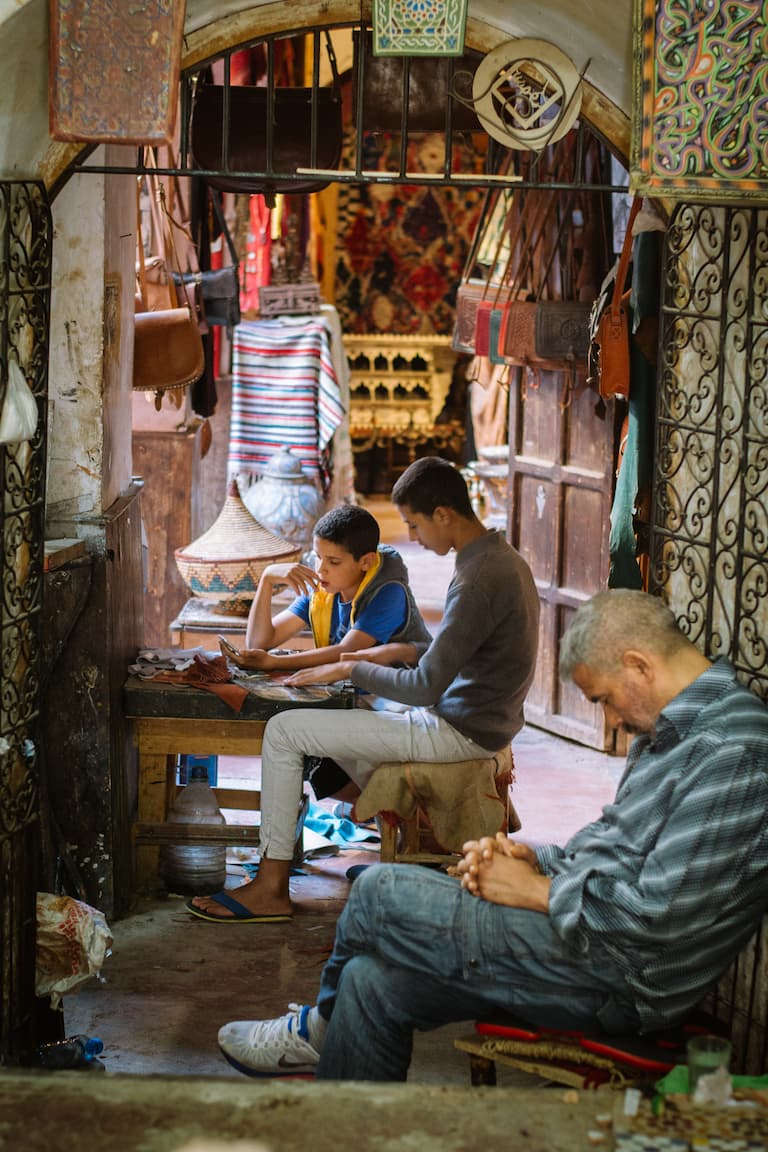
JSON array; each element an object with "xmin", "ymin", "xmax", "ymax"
[{"xmin": 650, "ymin": 203, "xmax": 768, "ymax": 702}]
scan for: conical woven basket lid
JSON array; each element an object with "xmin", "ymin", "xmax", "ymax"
[{"xmin": 175, "ymin": 480, "xmax": 299, "ymax": 563}]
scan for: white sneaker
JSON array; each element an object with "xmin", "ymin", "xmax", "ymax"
[{"xmin": 218, "ymin": 1003, "xmax": 320, "ymax": 1077}]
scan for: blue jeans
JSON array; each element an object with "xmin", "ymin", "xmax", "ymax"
[{"xmin": 315, "ymin": 864, "xmax": 640, "ymax": 1081}]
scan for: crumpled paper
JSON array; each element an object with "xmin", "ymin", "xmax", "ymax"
[{"xmin": 35, "ymin": 892, "xmax": 113, "ymax": 1009}]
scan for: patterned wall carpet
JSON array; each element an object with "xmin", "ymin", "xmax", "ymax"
[{"xmin": 331, "ymin": 130, "xmax": 488, "ymax": 336}]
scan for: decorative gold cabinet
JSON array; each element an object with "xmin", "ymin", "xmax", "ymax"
[
  {"xmin": 345, "ymin": 334, "xmax": 463, "ymax": 488},
  {"xmin": 346, "ymin": 334, "xmax": 455, "ymax": 434}
]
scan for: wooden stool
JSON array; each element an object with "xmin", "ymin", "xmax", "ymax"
[{"xmin": 354, "ymin": 745, "xmax": 520, "ymax": 866}]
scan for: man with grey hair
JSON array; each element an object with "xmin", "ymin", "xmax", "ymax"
[{"xmin": 217, "ymin": 589, "xmax": 768, "ymax": 1082}]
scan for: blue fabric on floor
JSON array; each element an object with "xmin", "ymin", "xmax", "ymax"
[{"xmin": 304, "ymin": 801, "xmax": 380, "ymax": 847}]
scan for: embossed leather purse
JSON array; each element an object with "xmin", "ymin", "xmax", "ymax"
[{"xmin": 452, "ymin": 281, "xmax": 487, "ymax": 354}]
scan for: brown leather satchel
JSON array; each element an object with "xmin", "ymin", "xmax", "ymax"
[
  {"xmin": 133, "ymin": 307, "xmax": 205, "ymax": 401},
  {"xmin": 588, "ymin": 196, "xmax": 641, "ymax": 401}
]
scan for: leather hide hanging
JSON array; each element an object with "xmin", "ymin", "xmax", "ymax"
[
  {"xmin": 49, "ymin": 0, "xmax": 185, "ymax": 144},
  {"xmin": 190, "ymin": 85, "xmax": 344, "ymax": 198},
  {"xmin": 352, "ymin": 31, "xmax": 481, "ymax": 132}
]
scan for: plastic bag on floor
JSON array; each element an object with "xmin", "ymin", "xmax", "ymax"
[{"xmin": 35, "ymin": 892, "xmax": 113, "ymax": 1009}]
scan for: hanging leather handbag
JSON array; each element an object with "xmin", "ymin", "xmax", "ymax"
[
  {"xmin": 452, "ymin": 281, "xmax": 486, "ymax": 354},
  {"xmin": 587, "ymin": 196, "xmax": 641, "ymax": 401},
  {"xmin": 534, "ymin": 300, "xmax": 592, "ymax": 362},
  {"xmin": 453, "ymin": 183, "xmax": 518, "ymax": 358},
  {"xmin": 190, "ymin": 33, "xmax": 343, "ymax": 197},
  {"xmin": 501, "ymin": 299, "xmax": 539, "ymax": 366},
  {"xmin": 498, "ymin": 190, "xmax": 552, "ymax": 369},
  {"xmin": 488, "ymin": 303, "xmax": 511, "ymax": 365},
  {"xmin": 353, "ymin": 31, "xmax": 480, "ymax": 131},
  {"xmin": 174, "ymin": 190, "xmax": 241, "ymax": 335},
  {"xmin": 134, "ymin": 174, "xmax": 205, "ymax": 408},
  {"xmin": 474, "ymin": 300, "xmax": 494, "ymax": 357},
  {"xmin": 133, "ymin": 307, "xmax": 205, "ymax": 402}
]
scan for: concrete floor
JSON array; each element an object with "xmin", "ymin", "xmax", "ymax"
[
  {"xmin": 65, "ymin": 723, "xmax": 624, "ymax": 1082},
  {"xmin": 65, "ymin": 496, "xmax": 626, "ymax": 1084}
]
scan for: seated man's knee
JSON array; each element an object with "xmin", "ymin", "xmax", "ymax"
[
  {"xmin": 337, "ymin": 954, "xmax": 388, "ymax": 1012},
  {"xmin": 263, "ymin": 709, "xmax": 302, "ymax": 752},
  {"xmin": 349, "ymin": 861, "xmax": 398, "ymax": 901}
]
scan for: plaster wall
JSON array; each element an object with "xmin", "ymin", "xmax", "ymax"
[{"xmin": 45, "ymin": 162, "xmax": 108, "ymax": 537}]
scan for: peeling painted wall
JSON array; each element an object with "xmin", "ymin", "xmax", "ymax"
[{"xmin": 45, "ymin": 165, "xmax": 107, "ymax": 536}]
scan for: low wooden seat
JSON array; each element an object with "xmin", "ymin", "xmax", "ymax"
[
  {"xmin": 455, "ymin": 1010, "xmax": 726, "ymax": 1091},
  {"xmin": 353, "ymin": 744, "xmax": 520, "ymax": 865}
]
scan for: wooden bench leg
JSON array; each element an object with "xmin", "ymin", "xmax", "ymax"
[
  {"xmin": 379, "ymin": 819, "xmax": 397, "ymax": 863},
  {"xmin": 469, "ymin": 1053, "xmax": 497, "ymax": 1086},
  {"xmin": 135, "ymin": 751, "xmax": 173, "ymax": 887}
]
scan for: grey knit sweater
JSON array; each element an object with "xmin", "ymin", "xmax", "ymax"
[{"xmin": 350, "ymin": 531, "xmax": 539, "ymax": 750}]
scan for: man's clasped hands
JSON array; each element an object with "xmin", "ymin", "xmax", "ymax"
[{"xmin": 455, "ymin": 833, "xmax": 552, "ymax": 914}]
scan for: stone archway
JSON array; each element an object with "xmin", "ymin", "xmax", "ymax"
[{"xmin": 40, "ymin": 2, "xmax": 631, "ymax": 193}]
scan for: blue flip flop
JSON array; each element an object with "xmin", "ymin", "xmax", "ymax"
[{"xmin": 185, "ymin": 891, "xmax": 292, "ymax": 923}]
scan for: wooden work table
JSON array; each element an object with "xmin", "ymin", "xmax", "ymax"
[{"xmin": 124, "ymin": 674, "xmax": 355, "ymax": 886}]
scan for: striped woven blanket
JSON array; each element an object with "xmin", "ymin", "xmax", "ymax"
[{"xmin": 229, "ymin": 318, "xmax": 345, "ymax": 490}]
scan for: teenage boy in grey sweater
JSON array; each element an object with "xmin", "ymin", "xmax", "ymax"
[{"xmin": 190, "ymin": 456, "xmax": 539, "ymax": 924}]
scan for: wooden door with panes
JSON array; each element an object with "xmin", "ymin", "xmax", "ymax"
[{"xmin": 506, "ymin": 366, "xmax": 624, "ymax": 752}]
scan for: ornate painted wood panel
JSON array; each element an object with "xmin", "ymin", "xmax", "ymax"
[{"xmin": 631, "ymin": 0, "xmax": 768, "ymax": 201}]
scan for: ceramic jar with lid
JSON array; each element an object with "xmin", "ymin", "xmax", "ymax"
[{"xmin": 241, "ymin": 447, "xmax": 325, "ymax": 561}]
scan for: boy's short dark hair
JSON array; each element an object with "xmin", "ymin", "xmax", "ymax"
[
  {"xmin": 312, "ymin": 504, "xmax": 380, "ymax": 559},
  {"xmin": 391, "ymin": 456, "xmax": 474, "ymax": 518}
]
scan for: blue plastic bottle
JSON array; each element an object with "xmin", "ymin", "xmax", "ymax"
[{"xmin": 36, "ymin": 1034, "xmax": 104, "ymax": 1069}]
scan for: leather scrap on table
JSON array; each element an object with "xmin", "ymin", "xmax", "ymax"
[
  {"xmin": 142, "ymin": 651, "xmax": 248, "ymax": 714},
  {"xmin": 352, "ymin": 747, "xmax": 517, "ymax": 854}
]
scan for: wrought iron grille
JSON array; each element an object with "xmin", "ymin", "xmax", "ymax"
[
  {"xmin": 650, "ymin": 202, "xmax": 768, "ymax": 1074},
  {"xmin": 651, "ymin": 203, "xmax": 768, "ymax": 704},
  {"xmin": 0, "ymin": 181, "xmax": 51, "ymax": 1063}
]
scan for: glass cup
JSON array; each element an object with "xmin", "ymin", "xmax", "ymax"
[{"xmin": 686, "ymin": 1033, "xmax": 732, "ymax": 1094}]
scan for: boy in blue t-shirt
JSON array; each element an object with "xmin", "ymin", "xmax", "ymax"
[
  {"xmin": 224, "ymin": 503, "xmax": 430, "ymax": 672},
  {"xmin": 221, "ymin": 504, "xmax": 431, "ymax": 797}
]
